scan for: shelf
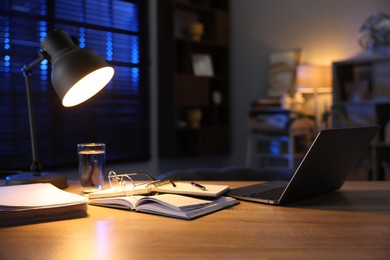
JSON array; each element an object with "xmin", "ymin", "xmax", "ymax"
[
  {"xmin": 175, "ymin": 38, "xmax": 228, "ymax": 48},
  {"xmin": 175, "ymin": 41, "xmax": 229, "ymax": 77},
  {"xmin": 332, "ymin": 56, "xmax": 390, "ymax": 180},
  {"xmin": 158, "ymin": 0, "xmax": 230, "ymax": 158},
  {"xmin": 175, "ymin": 0, "xmax": 228, "ymax": 12}
]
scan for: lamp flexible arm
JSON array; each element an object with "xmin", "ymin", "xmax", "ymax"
[{"xmin": 22, "ymin": 53, "xmax": 45, "ymax": 176}]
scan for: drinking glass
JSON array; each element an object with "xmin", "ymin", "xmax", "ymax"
[{"xmin": 77, "ymin": 143, "xmax": 105, "ymax": 194}]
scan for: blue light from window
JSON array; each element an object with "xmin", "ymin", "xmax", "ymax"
[
  {"xmin": 79, "ymin": 27, "xmax": 86, "ymax": 48},
  {"xmin": 106, "ymin": 32, "xmax": 113, "ymax": 61},
  {"xmin": 4, "ymin": 55, "xmax": 11, "ymax": 68},
  {"xmin": 126, "ymin": 3, "xmax": 139, "ymax": 32},
  {"xmin": 40, "ymin": 59, "xmax": 48, "ymax": 70},
  {"xmin": 130, "ymin": 36, "xmax": 139, "ymax": 64},
  {"xmin": 39, "ymin": 23, "xmax": 48, "ymax": 89},
  {"xmin": 131, "ymin": 67, "xmax": 139, "ymax": 90},
  {"xmin": 40, "ymin": 2, "xmax": 47, "ymax": 16},
  {"xmin": 1, "ymin": 0, "xmax": 147, "ymax": 168},
  {"xmin": 4, "ymin": 27, "xmax": 10, "ymax": 49},
  {"xmin": 114, "ymin": 2, "xmax": 139, "ymax": 32},
  {"xmin": 39, "ymin": 21, "xmax": 47, "ymax": 41}
]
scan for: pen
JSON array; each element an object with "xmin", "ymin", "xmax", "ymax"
[{"xmin": 191, "ymin": 182, "xmax": 206, "ymax": 191}]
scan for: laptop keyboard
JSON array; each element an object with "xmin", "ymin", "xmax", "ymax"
[{"xmin": 246, "ymin": 186, "xmax": 286, "ymax": 200}]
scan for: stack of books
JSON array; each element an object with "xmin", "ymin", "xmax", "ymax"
[{"xmin": 0, "ymin": 183, "xmax": 88, "ymax": 226}]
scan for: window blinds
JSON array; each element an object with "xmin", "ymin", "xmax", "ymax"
[{"xmin": 0, "ymin": 0, "xmax": 149, "ymax": 170}]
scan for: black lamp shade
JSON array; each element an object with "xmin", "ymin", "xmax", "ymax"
[{"xmin": 40, "ymin": 30, "xmax": 114, "ymax": 107}]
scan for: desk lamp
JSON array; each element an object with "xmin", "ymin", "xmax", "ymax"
[{"xmin": 5, "ymin": 30, "xmax": 115, "ymax": 189}]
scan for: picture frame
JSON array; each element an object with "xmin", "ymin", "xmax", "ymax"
[
  {"xmin": 192, "ymin": 53, "xmax": 214, "ymax": 77},
  {"xmin": 267, "ymin": 48, "xmax": 301, "ymax": 98}
]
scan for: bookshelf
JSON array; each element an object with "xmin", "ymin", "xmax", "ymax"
[
  {"xmin": 332, "ymin": 56, "xmax": 390, "ymax": 180},
  {"xmin": 158, "ymin": 0, "xmax": 230, "ymax": 158}
]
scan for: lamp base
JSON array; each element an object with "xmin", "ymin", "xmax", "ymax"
[{"xmin": 5, "ymin": 172, "xmax": 68, "ymax": 189}]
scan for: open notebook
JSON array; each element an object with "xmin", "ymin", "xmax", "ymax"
[{"xmin": 89, "ymin": 194, "xmax": 238, "ymax": 220}]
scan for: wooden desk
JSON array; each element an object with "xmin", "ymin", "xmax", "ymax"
[{"xmin": 1, "ymin": 181, "xmax": 390, "ymax": 259}]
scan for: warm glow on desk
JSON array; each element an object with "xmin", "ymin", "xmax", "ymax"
[{"xmin": 62, "ymin": 67, "xmax": 115, "ymax": 107}]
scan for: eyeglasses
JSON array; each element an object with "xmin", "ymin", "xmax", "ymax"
[{"xmin": 108, "ymin": 171, "xmax": 176, "ymax": 194}]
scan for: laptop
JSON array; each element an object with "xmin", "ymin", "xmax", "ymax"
[{"xmin": 228, "ymin": 126, "xmax": 378, "ymax": 205}]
